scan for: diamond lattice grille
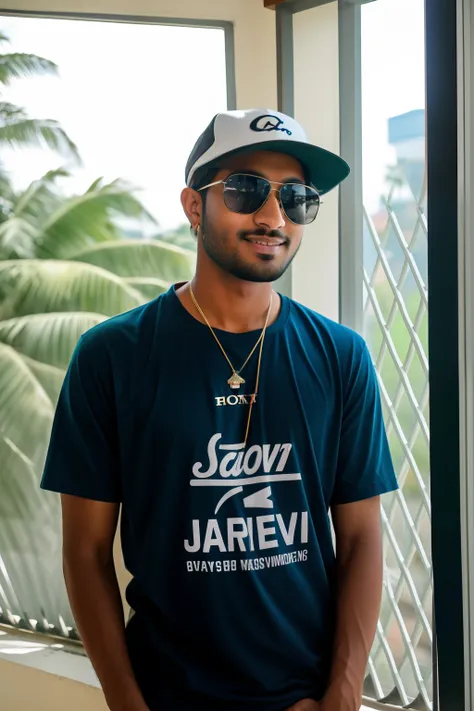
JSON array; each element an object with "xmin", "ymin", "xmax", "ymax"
[{"xmin": 363, "ymin": 168, "xmax": 432, "ymax": 710}]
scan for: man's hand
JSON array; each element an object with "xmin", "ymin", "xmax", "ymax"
[
  {"xmin": 318, "ymin": 686, "xmax": 361, "ymax": 711},
  {"xmin": 107, "ymin": 684, "xmax": 150, "ymax": 711},
  {"xmin": 286, "ymin": 698, "xmax": 321, "ymax": 711}
]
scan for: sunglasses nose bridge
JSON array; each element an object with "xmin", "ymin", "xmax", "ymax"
[
  {"xmin": 254, "ymin": 185, "xmax": 286, "ymax": 227},
  {"xmin": 265, "ymin": 185, "xmax": 284, "ymax": 208},
  {"xmin": 269, "ymin": 185, "xmax": 293, "ymax": 218}
]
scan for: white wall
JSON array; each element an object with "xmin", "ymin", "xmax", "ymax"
[{"xmin": 292, "ymin": 2, "xmax": 340, "ymax": 320}]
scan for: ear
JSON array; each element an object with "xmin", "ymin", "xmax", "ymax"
[{"xmin": 181, "ymin": 187, "xmax": 203, "ymax": 232}]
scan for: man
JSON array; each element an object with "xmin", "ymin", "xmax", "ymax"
[{"xmin": 41, "ymin": 108, "xmax": 398, "ymax": 711}]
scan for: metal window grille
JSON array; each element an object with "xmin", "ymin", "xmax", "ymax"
[{"xmin": 363, "ymin": 163, "xmax": 432, "ymax": 710}]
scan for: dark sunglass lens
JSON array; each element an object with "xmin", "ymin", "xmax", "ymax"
[
  {"xmin": 280, "ymin": 184, "xmax": 320, "ymax": 225},
  {"xmin": 223, "ymin": 174, "xmax": 270, "ymax": 214}
]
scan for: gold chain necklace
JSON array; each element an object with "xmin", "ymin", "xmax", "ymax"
[
  {"xmin": 189, "ymin": 284, "xmax": 272, "ymax": 445},
  {"xmin": 189, "ymin": 283, "xmax": 273, "ymax": 391}
]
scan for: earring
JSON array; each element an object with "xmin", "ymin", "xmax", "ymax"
[{"xmin": 193, "ymin": 223, "xmax": 201, "ymax": 240}]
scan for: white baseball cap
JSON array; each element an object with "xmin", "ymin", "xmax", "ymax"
[{"xmin": 185, "ymin": 108, "xmax": 350, "ymax": 195}]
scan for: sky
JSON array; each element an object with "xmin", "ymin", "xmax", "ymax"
[
  {"xmin": 361, "ymin": 0, "xmax": 425, "ymax": 210},
  {"xmin": 0, "ymin": 0, "xmax": 425, "ymax": 230},
  {"xmin": 0, "ymin": 18, "xmax": 228, "ymax": 231}
]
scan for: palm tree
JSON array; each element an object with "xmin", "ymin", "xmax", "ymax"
[
  {"xmin": 0, "ymin": 31, "xmax": 78, "ymax": 159},
  {"xmin": 158, "ymin": 222, "xmax": 197, "ymax": 251},
  {"xmin": 0, "ymin": 170, "xmax": 195, "ymax": 634}
]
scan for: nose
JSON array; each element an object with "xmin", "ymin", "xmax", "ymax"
[{"xmin": 254, "ymin": 189, "xmax": 286, "ymax": 231}]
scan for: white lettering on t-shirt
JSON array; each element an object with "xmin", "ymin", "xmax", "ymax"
[
  {"xmin": 192, "ymin": 434, "xmax": 293, "ymax": 480},
  {"xmin": 184, "ymin": 511, "xmax": 308, "ymax": 555}
]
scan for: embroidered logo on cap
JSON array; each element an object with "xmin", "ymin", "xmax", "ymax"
[{"xmin": 249, "ymin": 114, "xmax": 293, "ymax": 136}]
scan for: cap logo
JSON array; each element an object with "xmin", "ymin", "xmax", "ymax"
[{"xmin": 249, "ymin": 114, "xmax": 292, "ymax": 136}]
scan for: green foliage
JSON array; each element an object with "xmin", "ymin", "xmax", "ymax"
[
  {"xmin": 0, "ymin": 28, "xmax": 197, "ymax": 629},
  {"xmin": 366, "ymin": 279, "xmax": 429, "ymax": 496},
  {"xmin": 0, "ymin": 33, "xmax": 58, "ymax": 85},
  {"xmin": 0, "ymin": 169, "xmax": 195, "ymax": 628},
  {"xmin": 0, "ymin": 170, "xmax": 195, "ymax": 384},
  {"xmin": 0, "ymin": 32, "xmax": 79, "ymax": 159},
  {"xmin": 0, "ymin": 171, "xmax": 156, "ymax": 259},
  {"xmin": 158, "ymin": 222, "xmax": 197, "ymax": 251}
]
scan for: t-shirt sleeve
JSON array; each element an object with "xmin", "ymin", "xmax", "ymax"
[
  {"xmin": 40, "ymin": 331, "xmax": 121, "ymax": 503},
  {"xmin": 331, "ymin": 338, "xmax": 399, "ymax": 505}
]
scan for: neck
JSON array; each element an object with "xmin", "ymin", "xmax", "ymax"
[{"xmin": 177, "ymin": 265, "xmax": 280, "ymax": 333}]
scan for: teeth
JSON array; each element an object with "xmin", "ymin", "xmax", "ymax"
[{"xmin": 253, "ymin": 240, "xmax": 282, "ymax": 246}]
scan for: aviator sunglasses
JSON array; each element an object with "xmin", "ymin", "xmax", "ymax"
[{"xmin": 198, "ymin": 173, "xmax": 321, "ymax": 226}]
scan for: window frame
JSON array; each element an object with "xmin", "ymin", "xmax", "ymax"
[
  {"xmin": 427, "ymin": 0, "xmax": 466, "ymax": 709},
  {"xmin": 458, "ymin": 0, "xmax": 474, "ymax": 707},
  {"xmin": 275, "ymin": 0, "xmax": 363, "ymax": 321}
]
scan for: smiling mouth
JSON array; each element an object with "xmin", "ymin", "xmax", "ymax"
[{"xmin": 243, "ymin": 237, "xmax": 287, "ymax": 247}]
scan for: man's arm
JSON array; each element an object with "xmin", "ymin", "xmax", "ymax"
[
  {"xmin": 320, "ymin": 495, "xmax": 383, "ymax": 711},
  {"xmin": 61, "ymin": 494, "xmax": 149, "ymax": 711}
]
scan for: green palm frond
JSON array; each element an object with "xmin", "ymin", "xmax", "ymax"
[
  {"xmin": 14, "ymin": 168, "xmax": 69, "ymax": 219},
  {"xmin": 0, "ymin": 170, "xmax": 71, "ymax": 258},
  {"xmin": 0, "ymin": 52, "xmax": 58, "ymax": 85},
  {"xmin": 0, "ymin": 346, "xmax": 57, "ymax": 581},
  {"xmin": 0, "ymin": 159, "xmax": 15, "ymax": 195},
  {"xmin": 0, "ymin": 259, "xmax": 145, "ymax": 321},
  {"xmin": 0, "ymin": 311, "xmax": 106, "ymax": 369},
  {"xmin": 125, "ymin": 276, "xmax": 170, "ymax": 300},
  {"xmin": 0, "ymin": 169, "xmax": 69, "ymax": 258},
  {"xmin": 36, "ymin": 179, "xmax": 157, "ymax": 259},
  {"xmin": 0, "ymin": 165, "xmax": 15, "ymax": 223},
  {"xmin": 0, "ymin": 117, "xmax": 80, "ymax": 161},
  {"xmin": 157, "ymin": 224, "xmax": 197, "ymax": 251},
  {"xmin": 0, "ymin": 435, "xmax": 39, "ymax": 520},
  {"xmin": 0, "ymin": 217, "xmax": 39, "ymax": 259},
  {"xmin": 0, "ymin": 342, "xmax": 54, "ymax": 461},
  {"xmin": 0, "ymin": 100, "xmax": 27, "ymax": 121},
  {"xmin": 19, "ymin": 353, "xmax": 65, "ymax": 406},
  {"xmin": 71, "ymin": 239, "xmax": 195, "ymax": 283}
]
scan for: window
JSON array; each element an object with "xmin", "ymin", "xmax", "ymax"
[
  {"xmin": 0, "ymin": 13, "xmax": 229, "ymax": 639},
  {"xmin": 361, "ymin": 0, "xmax": 431, "ymax": 706}
]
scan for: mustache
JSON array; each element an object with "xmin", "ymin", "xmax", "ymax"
[{"xmin": 238, "ymin": 228, "xmax": 289, "ymax": 242}]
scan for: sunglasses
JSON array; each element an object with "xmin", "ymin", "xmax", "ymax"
[{"xmin": 198, "ymin": 173, "xmax": 321, "ymax": 226}]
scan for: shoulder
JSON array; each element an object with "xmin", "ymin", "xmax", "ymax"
[
  {"xmin": 78, "ymin": 292, "xmax": 167, "ymax": 361},
  {"xmin": 286, "ymin": 297, "xmax": 367, "ymax": 355},
  {"xmin": 285, "ymin": 297, "xmax": 373, "ymax": 392},
  {"xmin": 68, "ymin": 293, "xmax": 172, "ymax": 402}
]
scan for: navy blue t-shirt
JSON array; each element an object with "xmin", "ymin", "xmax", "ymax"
[{"xmin": 41, "ymin": 286, "xmax": 398, "ymax": 711}]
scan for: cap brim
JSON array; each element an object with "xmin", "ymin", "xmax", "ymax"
[{"xmin": 206, "ymin": 140, "xmax": 350, "ymax": 195}]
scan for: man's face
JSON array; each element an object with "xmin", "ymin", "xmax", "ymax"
[{"xmin": 199, "ymin": 151, "xmax": 307, "ymax": 283}]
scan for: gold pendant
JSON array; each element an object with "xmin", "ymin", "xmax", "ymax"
[{"xmin": 228, "ymin": 372, "xmax": 246, "ymax": 390}]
